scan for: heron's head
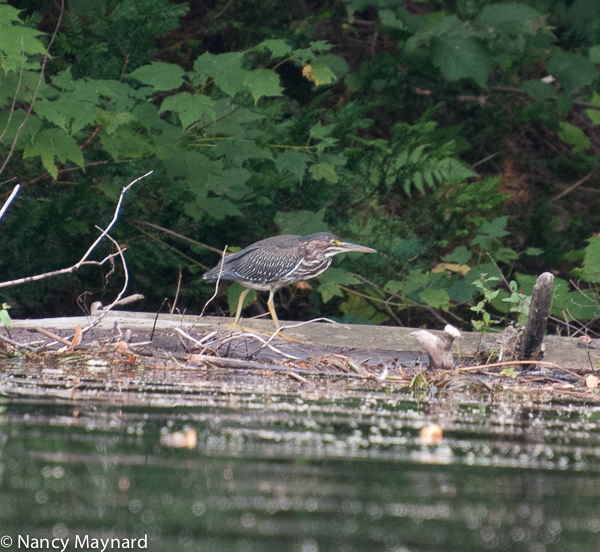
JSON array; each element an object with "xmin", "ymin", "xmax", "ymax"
[{"xmin": 300, "ymin": 232, "xmax": 377, "ymax": 259}]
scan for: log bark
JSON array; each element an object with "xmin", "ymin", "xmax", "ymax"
[{"xmin": 518, "ymin": 272, "xmax": 554, "ymax": 362}]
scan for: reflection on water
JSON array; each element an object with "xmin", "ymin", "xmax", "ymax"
[{"xmin": 0, "ymin": 377, "xmax": 600, "ymax": 551}]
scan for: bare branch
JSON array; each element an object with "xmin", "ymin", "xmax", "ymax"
[
  {"xmin": 0, "ymin": 333, "xmax": 38, "ymax": 352},
  {"xmin": 0, "ymin": 171, "xmax": 151, "ymax": 289},
  {"xmin": 551, "ymin": 172, "xmax": 593, "ymax": 202},
  {"xmin": 79, "ymin": 231, "xmax": 130, "ymax": 333},
  {"xmin": 199, "ymin": 245, "xmax": 228, "ymax": 318},
  {"xmin": 131, "ymin": 219, "xmax": 225, "ymax": 255},
  {"xmin": 91, "ymin": 294, "xmax": 144, "ymax": 312},
  {"xmin": 0, "ymin": 184, "xmax": 20, "ymax": 222},
  {"xmin": 0, "ymin": 252, "xmax": 123, "ymax": 289},
  {"xmin": 170, "ymin": 265, "xmax": 182, "ymax": 315},
  {"xmin": 75, "ymin": 171, "xmax": 152, "ymax": 269}
]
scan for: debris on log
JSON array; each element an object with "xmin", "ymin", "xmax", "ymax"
[{"xmin": 411, "ymin": 324, "xmax": 461, "ymax": 370}]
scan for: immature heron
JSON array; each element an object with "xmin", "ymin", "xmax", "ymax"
[{"xmin": 203, "ymin": 232, "xmax": 377, "ymax": 328}]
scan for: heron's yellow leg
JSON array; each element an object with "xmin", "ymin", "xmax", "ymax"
[
  {"xmin": 267, "ymin": 289, "xmax": 280, "ymax": 329},
  {"xmin": 232, "ymin": 288, "xmax": 251, "ymax": 326}
]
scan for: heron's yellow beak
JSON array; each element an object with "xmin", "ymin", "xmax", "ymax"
[{"xmin": 334, "ymin": 240, "xmax": 377, "ymax": 254}]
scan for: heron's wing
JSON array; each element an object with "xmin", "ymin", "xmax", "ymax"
[
  {"xmin": 203, "ymin": 244, "xmax": 300, "ymax": 283},
  {"xmin": 231, "ymin": 247, "xmax": 301, "ymax": 284},
  {"xmin": 203, "ymin": 246, "xmax": 258, "ymax": 282}
]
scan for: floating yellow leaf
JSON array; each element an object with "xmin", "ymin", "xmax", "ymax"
[{"xmin": 420, "ymin": 423, "xmax": 443, "ymax": 445}]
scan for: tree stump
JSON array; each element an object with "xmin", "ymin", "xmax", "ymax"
[{"xmin": 517, "ymin": 272, "xmax": 554, "ymax": 362}]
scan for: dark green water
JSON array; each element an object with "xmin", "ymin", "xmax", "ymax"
[{"xmin": 1, "ymin": 374, "xmax": 600, "ymax": 552}]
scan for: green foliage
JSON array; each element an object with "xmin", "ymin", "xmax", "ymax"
[
  {"xmin": 582, "ymin": 237, "xmax": 600, "ymax": 283},
  {"xmin": 53, "ymin": 0, "xmax": 189, "ymax": 80},
  {"xmin": 471, "ymin": 216, "xmax": 510, "ymax": 251},
  {"xmin": 318, "ymin": 268, "xmax": 360, "ymax": 304},
  {"xmin": 0, "ymin": 303, "xmax": 11, "ymax": 329},
  {"xmin": 23, "ymin": 128, "xmax": 84, "ymax": 178},
  {"xmin": 345, "ymin": 108, "xmax": 477, "ymax": 197},
  {"xmin": 395, "ymin": 2, "xmax": 555, "ymax": 89},
  {"xmin": 558, "ymin": 122, "xmax": 590, "ymax": 153},
  {"xmin": 2, "ymin": 0, "xmax": 600, "ymax": 333},
  {"xmin": 409, "ymin": 371, "xmax": 429, "ymax": 391},
  {"xmin": 547, "ymin": 51, "xmax": 598, "ymax": 93},
  {"xmin": 130, "ymin": 62, "xmax": 185, "ymax": 91},
  {"xmin": 502, "ymin": 280, "xmax": 531, "ymax": 327},
  {"xmin": 470, "ymin": 275, "xmax": 502, "ymax": 333},
  {"xmin": 0, "ymin": 2, "xmax": 46, "ymax": 72}
]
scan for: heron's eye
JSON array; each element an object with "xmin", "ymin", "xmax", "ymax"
[{"xmin": 330, "ymin": 239, "xmax": 336, "ymax": 245}]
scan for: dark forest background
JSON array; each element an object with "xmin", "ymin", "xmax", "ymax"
[{"xmin": 2, "ymin": 0, "xmax": 600, "ymax": 334}]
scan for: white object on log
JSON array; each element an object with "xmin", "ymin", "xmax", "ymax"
[{"xmin": 411, "ymin": 324, "xmax": 461, "ymax": 370}]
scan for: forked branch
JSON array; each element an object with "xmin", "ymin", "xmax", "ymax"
[{"xmin": 0, "ymin": 171, "xmax": 152, "ymax": 289}]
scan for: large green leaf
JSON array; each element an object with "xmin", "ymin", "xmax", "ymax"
[
  {"xmin": 430, "ymin": 16, "xmax": 493, "ymax": 88},
  {"xmin": 419, "ymin": 288, "xmax": 450, "ymax": 309},
  {"xmin": 446, "ymin": 280, "xmax": 471, "ymax": 302},
  {"xmin": 160, "ymin": 92, "xmax": 215, "ymax": 128},
  {"xmin": 185, "ymin": 197, "xmax": 242, "ymax": 221},
  {"xmin": 193, "ymin": 52, "xmax": 250, "ymax": 97},
  {"xmin": 0, "ymin": 110, "xmax": 41, "ymax": 147},
  {"xmin": 100, "ymin": 124, "xmax": 153, "ymax": 159},
  {"xmin": 590, "ymin": 45, "xmax": 600, "ymax": 64},
  {"xmin": 582, "ymin": 237, "xmax": 600, "ymax": 282},
  {"xmin": 213, "ymin": 140, "xmax": 273, "ymax": 167},
  {"xmin": 316, "ymin": 54, "xmax": 349, "ymax": 79},
  {"xmin": 547, "ymin": 51, "xmax": 598, "ymax": 92},
  {"xmin": 23, "ymin": 128, "xmax": 84, "ymax": 178},
  {"xmin": 520, "ymin": 80, "xmax": 556, "ymax": 101},
  {"xmin": 318, "ymin": 281, "xmax": 345, "ymax": 303},
  {"xmin": 557, "ymin": 122, "xmax": 590, "ymax": 153},
  {"xmin": 309, "ymin": 63, "xmax": 337, "ymax": 86},
  {"xmin": 464, "ymin": 263, "xmax": 503, "ymax": 287},
  {"xmin": 476, "ymin": 3, "xmax": 543, "ymax": 36},
  {"xmin": 551, "ymin": 290, "xmax": 599, "ymax": 321},
  {"xmin": 208, "ymin": 168, "xmax": 251, "ymax": 199},
  {"xmin": 394, "ymin": 236, "xmax": 422, "ymax": 257},
  {"xmin": 243, "ymin": 69, "xmax": 283, "ymax": 103},
  {"xmin": 129, "ymin": 62, "xmax": 185, "ymax": 91},
  {"xmin": 34, "ymin": 93, "xmax": 98, "ymax": 135},
  {"xmin": 274, "ymin": 209, "xmax": 328, "ymax": 235},
  {"xmin": 251, "ymin": 39, "xmax": 293, "ymax": 58},
  {"xmin": 310, "ymin": 162, "xmax": 338, "ymax": 183},
  {"xmin": 320, "ymin": 268, "xmax": 360, "ymax": 285},
  {"xmin": 471, "ymin": 216, "xmax": 510, "ymax": 250},
  {"xmin": 275, "ymin": 150, "xmax": 310, "ymax": 181},
  {"xmin": 95, "ymin": 111, "xmax": 134, "ymax": 135},
  {"xmin": 0, "ymin": 69, "xmax": 47, "ymax": 105},
  {"xmin": 0, "ymin": 4, "xmax": 46, "ymax": 72},
  {"xmin": 444, "ymin": 246, "xmax": 472, "ymax": 265}
]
